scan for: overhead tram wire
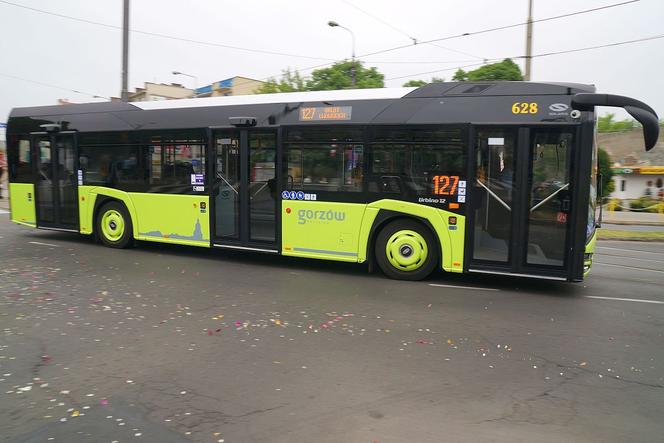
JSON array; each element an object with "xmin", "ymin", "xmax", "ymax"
[
  {"xmin": 525, "ymin": 34, "xmax": 664, "ymax": 58},
  {"xmin": 340, "ymin": 0, "xmax": 486, "ymax": 61},
  {"xmin": 6, "ymin": 33, "xmax": 659, "ymax": 100},
  {"xmin": 1, "ymin": 0, "xmax": 641, "ymax": 91},
  {"xmin": 0, "ymin": 0, "xmax": 334, "ymax": 62},
  {"xmin": 234, "ymin": 0, "xmax": 642, "ymax": 89},
  {"xmin": 0, "ymin": 72, "xmax": 110, "ymax": 99},
  {"xmin": 1, "ymin": 0, "xmax": 646, "ymax": 95},
  {"xmin": 386, "ymin": 33, "xmax": 664, "ymax": 81},
  {"xmin": 361, "ymin": 0, "xmax": 641, "ymax": 59}
]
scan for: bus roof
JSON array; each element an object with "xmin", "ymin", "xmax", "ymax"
[
  {"xmin": 6, "ymin": 81, "xmax": 597, "ymax": 133},
  {"xmin": 9, "ymin": 82, "xmax": 595, "ymax": 117}
]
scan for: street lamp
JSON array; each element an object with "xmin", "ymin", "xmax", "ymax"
[
  {"xmin": 172, "ymin": 71, "xmax": 198, "ymax": 96},
  {"xmin": 327, "ymin": 21, "xmax": 356, "ymax": 87}
]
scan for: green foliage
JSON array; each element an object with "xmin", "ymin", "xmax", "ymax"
[
  {"xmin": 256, "ymin": 69, "xmax": 307, "ymax": 94},
  {"xmin": 402, "ymin": 77, "xmax": 444, "ymax": 87},
  {"xmin": 629, "ymin": 197, "xmax": 660, "ymax": 213},
  {"xmin": 402, "ymin": 80, "xmax": 427, "ymax": 87},
  {"xmin": 597, "ymin": 113, "xmax": 637, "ymax": 133},
  {"xmin": 307, "ymin": 60, "xmax": 384, "ymax": 90},
  {"xmin": 598, "ymin": 148, "xmax": 614, "ymax": 197},
  {"xmin": 257, "ymin": 61, "xmax": 384, "ymax": 94},
  {"xmin": 452, "ymin": 59, "xmax": 523, "ymax": 82},
  {"xmin": 452, "ymin": 69, "xmax": 467, "ymax": 81}
]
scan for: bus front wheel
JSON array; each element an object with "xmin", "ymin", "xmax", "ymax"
[
  {"xmin": 96, "ymin": 201, "xmax": 134, "ymax": 249},
  {"xmin": 375, "ymin": 219, "xmax": 438, "ymax": 281}
]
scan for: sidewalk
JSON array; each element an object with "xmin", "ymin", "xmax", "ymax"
[
  {"xmin": 0, "ymin": 175, "xmax": 8, "ymax": 211},
  {"xmin": 602, "ymin": 210, "xmax": 664, "ymax": 226}
]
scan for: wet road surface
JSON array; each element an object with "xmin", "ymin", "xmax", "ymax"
[{"xmin": 1, "ymin": 214, "xmax": 663, "ymax": 443}]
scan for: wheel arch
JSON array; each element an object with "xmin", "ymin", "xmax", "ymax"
[
  {"xmin": 89, "ymin": 188, "xmax": 139, "ymax": 239},
  {"xmin": 365, "ymin": 209, "xmax": 445, "ymax": 272}
]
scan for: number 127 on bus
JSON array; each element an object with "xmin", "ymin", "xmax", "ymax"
[{"xmin": 432, "ymin": 175, "xmax": 460, "ymax": 196}]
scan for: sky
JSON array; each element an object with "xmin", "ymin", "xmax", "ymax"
[{"xmin": 0, "ymin": 0, "xmax": 663, "ymax": 124}]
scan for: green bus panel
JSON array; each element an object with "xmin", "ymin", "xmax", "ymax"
[
  {"xmin": 281, "ymin": 201, "xmax": 368, "ymax": 262},
  {"xmin": 130, "ymin": 193, "xmax": 210, "ymax": 247},
  {"xmin": 281, "ymin": 199, "xmax": 465, "ymax": 272},
  {"xmin": 77, "ymin": 186, "xmax": 210, "ymax": 247},
  {"xmin": 9, "ymin": 183, "xmax": 36, "ymax": 227}
]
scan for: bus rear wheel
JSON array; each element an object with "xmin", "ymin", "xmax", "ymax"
[
  {"xmin": 375, "ymin": 219, "xmax": 438, "ymax": 281},
  {"xmin": 96, "ymin": 201, "xmax": 133, "ymax": 249}
]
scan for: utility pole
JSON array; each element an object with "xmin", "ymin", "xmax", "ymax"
[
  {"xmin": 524, "ymin": 0, "xmax": 533, "ymax": 81},
  {"xmin": 121, "ymin": 0, "xmax": 130, "ymax": 101}
]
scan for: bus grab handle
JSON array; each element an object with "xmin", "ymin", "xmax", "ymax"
[{"xmin": 571, "ymin": 93, "xmax": 660, "ymax": 151}]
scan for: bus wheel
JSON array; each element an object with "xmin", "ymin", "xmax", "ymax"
[
  {"xmin": 375, "ymin": 219, "xmax": 438, "ymax": 281},
  {"xmin": 96, "ymin": 201, "xmax": 133, "ymax": 249}
]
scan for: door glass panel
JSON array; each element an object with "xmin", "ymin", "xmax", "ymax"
[
  {"xmin": 472, "ymin": 129, "xmax": 517, "ymax": 262},
  {"xmin": 56, "ymin": 136, "xmax": 77, "ymax": 225},
  {"xmin": 36, "ymin": 137, "xmax": 54, "ymax": 223},
  {"xmin": 249, "ymin": 132, "xmax": 276, "ymax": 242},
  {"xmin": 526, "ymin": 130, "xmax": 573, "ymax": 266},
  {"xmin": 215, "ymin": 134, "xmax": 240, "ymax": 239}
]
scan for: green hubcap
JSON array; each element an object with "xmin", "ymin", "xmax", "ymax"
[
  {"xmin": 101, "ymin": 209, "xmax": 125, "ymax": 242},
  {"xmin": 385, "ymin": 230, "xmax": 428, "ymax": 271}
]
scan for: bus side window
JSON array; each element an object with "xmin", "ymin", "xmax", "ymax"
[{"xmin": 11, "ymin": 137, "xmax": 33, "ymax": 182}]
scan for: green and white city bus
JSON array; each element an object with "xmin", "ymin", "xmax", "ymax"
[{"xmin": 5, "ymin": 82, "xmax": 659, "ymax": 280}]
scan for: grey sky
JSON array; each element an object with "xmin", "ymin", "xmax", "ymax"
[{"xmin": 1, "ymin": 0, "xmax": 663, "ymax": 122}]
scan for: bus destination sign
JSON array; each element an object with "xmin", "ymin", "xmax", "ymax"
[{"xmin": 299, "ymin": 106, "xmax": 352, "ymax": 121}]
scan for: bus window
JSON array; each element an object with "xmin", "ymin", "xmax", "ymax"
[
  {"xmin": 79, "ymin": 146, "xmax": 143, "ymax": 187},
  {"xmin": 9, "ymin": 137, "xmax": 32, "ymax": 182},
  {"xmin": 369, "ymin": 127, "xmax": 464, "ymax": 196},
  {"xmin": 285, "ymin": 127, "xmax": 363, "ymax": 192}
]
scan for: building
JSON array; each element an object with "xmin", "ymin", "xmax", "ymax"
[
  {"xmin": 611, "ymin": 166, "xmax": 664, "ymax": 201},
  {"xmin": 195, "ymin": 76, "xmax": 264, "ymax": 97},
  {"xmin": 128, "ymin": 82, "xmax": 194, "ymax": 102}
]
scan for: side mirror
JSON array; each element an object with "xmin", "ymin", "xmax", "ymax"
[{"xmin": 572, "ymin": 93, "xmax": 660, "ymax": 151}]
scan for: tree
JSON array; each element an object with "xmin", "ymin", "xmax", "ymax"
[
  {"xmin": 452, "ymin": 69, "xmax": 468, "ymax": 81},
  {"xmin": 402, "ymin": 79, "xmax": 427, "ymax": 87},
  {"xmin": 597, "ymin": 113, "xmax": 636, "ymax": 133},
  {"xmin": 598, "ymin": 148, "xmax": 614, "ymax": 197},
  {"xmin": 307, "ymin": 60, "xmax": 384, "ymax": 90},
  {"xmin": 452, "ymin": 59, "xmax": 523, "ymax": 81},
  {"xmin": 402, "ymin": 77, "xmax": 444, "ymax": 87},
  {"xmin": 256, "ymin": 69, "xmax": 307, "ymax": 94}
]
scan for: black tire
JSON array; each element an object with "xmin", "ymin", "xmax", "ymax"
[
  {"xmin": 96, "ymin": 201, "xmax": 134, "ymax": 249},
  {"xmin": 374, "ymin": 219, "xmax": 438, "ymax": 281}
]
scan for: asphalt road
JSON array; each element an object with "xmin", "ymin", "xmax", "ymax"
[
  {"xmin": 602, "ymin": 223, "xmax": 664, "ymax": 232},
  {"xmin": 1, "ymin": 213, "xmax": 663, "ymax": 443}
]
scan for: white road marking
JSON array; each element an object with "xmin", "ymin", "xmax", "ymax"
[
  {"xmin": 593, "ymin": 262, "xmax": 664, "ymax": 274},
  {"xmin": 597, "ymin": 254, "xmax": 664, "ymax": 264},
  {"xmin": 28, "ymin": 241, "xmax": 59, "ymax": 247},
  {"xmin": 428, "ymin": 283, "xmax": 500, "ymax": 291},
  {"xmin": 0, "ymin": 209, "xmax": 9, "ymax": 214},
  {"xmin": 596, "ymin": 246, "xmax": 664, "ymax": 256},
  {"xmin": 585, "ymin": 295, "xmax": 664, "ymax": 305}
]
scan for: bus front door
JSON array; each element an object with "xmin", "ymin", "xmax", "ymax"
[
  {"xmin": 469, "ymin": 127, "xmax": 574, "ymax": 279},
  {"xmin": 211, "ymin": 129, "xmax": 278, "ymax": 252},
  {"xmin": 32, "ymin": 132, "xmax": 78, "ymax": 231}
]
